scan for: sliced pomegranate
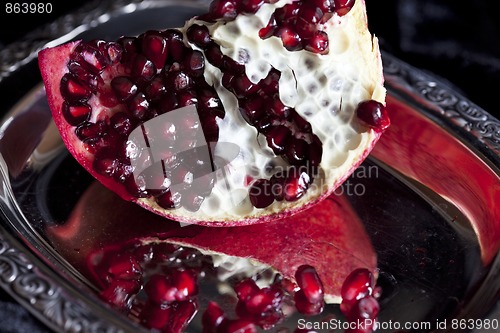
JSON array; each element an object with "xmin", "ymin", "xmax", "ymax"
[{"xmin": 38, "ymin": 0, "xmax": 386, "ymax": 225}]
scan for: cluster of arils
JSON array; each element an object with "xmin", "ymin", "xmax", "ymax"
[
  {"xmin": 197, "ymin": 0, "xmax": 357, "ymax": 55},
  {"xmin": 91, "ymin": 243, "xmax": 206, "ymax": 332},
  {"xmin": 187, "ymin": 24, "xmax": 323, "ymax": 209},
  {"xmin": 62, "ymin": 31, "xmax": 226, "ymax": 212},
  {"xmin": 89, "ymin": 241, "xmax": 335, "ymax": 333},
  {"xmin": 340, "ymin": 268, "xmax": 382, "ymax": 333},
  {"xmin": 259, "ymin": 0, "xmax": 356, "ymax": 53}
]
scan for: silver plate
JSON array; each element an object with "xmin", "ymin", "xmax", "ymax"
[{"xmin": 0, "ymin": 1, "xmax": 499, "ymax": 332}]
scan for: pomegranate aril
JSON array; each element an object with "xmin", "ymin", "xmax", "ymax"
[
  {"xmin": 166, "ymin": 300, "xmax": 198, "ymax": 333},
  {"xmin": 259, "ymin": 15, "xmax": 277, "ymax": 39},
  {"xmin": 144, "ymin": 76, "xmax": 166, "ymax": 101},
  {"xmin": 270, "ymin": 97, "xmax": 291, "ymax": 119},
  {"xmin": 106, "ymin": 42, "xmax": 123, "ymax": 64},
  {"xmin": 60, "ymin": 73, "xmax": 91, "ymax": 102},
  {"xmin": 205, "ymin": 43, "xmax": 225, "ymax": 68},
  {"xmin": 111, "ymin": 76, "xmax": 138, "ymax": 102},
  {"xmin": 249, "ymin": 179, "xmax": 275, "ymax": 209},
  {"xmin": 73, "ymin": 42, "xmax": 109, "ymax": 73},
  {"xmin": 181, "ymin": 191, "xmax": 206, "ymax": 212},
  {"xmin": 158, "ymin": 93, "xmax": 179, "ymax": 113},
  {"xmin": 184, "ymin": 50, "xmax": 205, "ymax": 77},
  {"xmin": 144, "ymin": 274, "xmax": 174, "ymax": 304},
  {"xmin": 350, "ymin": 295, "xmax": 380, "ymax": 320},
  {"xmin": 356, "ymin": 100, "xmax": 390, "ymax": 132},
  {"xmin": 244, "ymin": 287, "xmax": 283, "ymax": 314},
  {"xmin": 277, "ymin": 25, "xmax": 303, "ymax": 51},
  {"xmin": 208, "ymin": 0, "xmax": 238, "ymax": 21},
  {"xmin": 295, "ymin": 265, "xmax": 324, "ymax": 304},
  {"xmin": 341, "ymin": 268, "xmax": 375, "ymax": 304},
  {"xmin": 260, "ymin": 69, "xmax": 280, "ymax": 94},
  {"xmin": 240, "ymin": 98, "xmax": 264, "ymax": 125},
  {"xmin": 163, "ymin": 29, "xmax": 186, "ymax": 62},
  {"xmin": 295, "ymin": 6, "xmax": 323, "ymax": 39},
  {"xmin": 233, "ymin": 74, "xmax": 259, "ymax": 97},
  {"xmin": 107, "ymin": 255, "xmax": 142, "ymax": 281},
  {"xmin": 312, "ymin": 0, "xmax": 335, "ymax": 13},
  {"xmin": 141, "ymin": 301, "xmax": 171, "ymax": 330},
  {"xmin": 109, "ymin": 112, "xmax": 135, "ymax": 137},
  {"xmin": 62, "ymin": 102, "xmax": 91, "ymax": 126},
  {"xmin": 283, "ymin": 168, "xmax": 311, "ymax": 202},
  {"xmin": 93, "ymin": 149, "xmax": 119, "ymax": 177},
  {"xmin": 187, "ymin": 24, "xmax": 212, "ymax": 49},
  {"xmin": 198, "ymin": 89, "xmax": 222, "ymax": 111},
  {"xmin": 306, "ymin": 30, "xmax": 329, "ymax": 54},
  {"xmin": 114, "ymin": 163, "xmax": 134, "ymax": 183},
  {"xmin": 266, "ymin": 125, "xmax": 291, "ymax": 155},
  {"xmin": 275, "ymin": 2, "xmax": 301, "ymax": 24},
  {"xmin": 166, "ymin": 70, "xmax": 194, "ymax": 91},
  {"xmin": 240, "ymin": 0, "xmax": 264, "ymax": 13},
  {"xmin": 222, "ymin": 55, "xmax": 246, "ymax": 75},
  {"xmin": 234, "ymin": 278, "xmax": 260, "ymax": 301},
  {"xmin": 292, "ymin": 110, "xmax": 312, "ymax": 133},
  {"xmin": 256, "ymin": 116, "xmax": 274, "ymax": 134},
  {"xmin": 142, "ymin": 31, "xmax": 168, "ymax": 69},
  {"xmin": 285, "ymin": 138, "xmax": 308, "ymax": 166},
  {"xmin": 293, "ymin": 289, "xmax": 324, "ymax": 316},
  {"xmin": 131, "ymin": 54, "xmax": 156, "ymax": 82},
  {"xmin": 127, "ymin": 92, "xmax": 150, "ymax": 120},
  {"xmin": 333, "ymin": 0, "xmax": 355, "ymax": 16},
  {"xmin": 67, "ymin": 61, "xmax": 101, "ymax": 92},
  {"xmin": 75, "ymin": 121, "xmax": 106, "ymax": 141},
  {"xmin": 100, "ymin": 279, "xmax": 139, "ymax": 309},
  {"xmin": 178, "ymin": 90, "xmax": 198, "ymax": 107},
  {"xmin": 156, "ymin": 190, "xmax": 182, "ymax": 209},
  {"xmin": 202, "ymin": 301, "xmax": 225, "ymax": 333}
]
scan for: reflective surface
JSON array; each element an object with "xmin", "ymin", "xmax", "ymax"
[{"xmin": 0, "ymin": 1, "xmax": 498, "ymax": 332}]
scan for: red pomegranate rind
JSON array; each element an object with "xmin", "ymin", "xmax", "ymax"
[
  {"xmin": 39, "ymin": 42, "xmax": 133, "ymax": 201},
  {"xmin": 154, "ymin": 194, "xmax": 377, "ymax": 303}
]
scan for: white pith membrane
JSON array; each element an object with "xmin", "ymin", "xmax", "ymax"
[{"xmin": 136, "ymin": 0, "xmax": 385, "ymax": 223}]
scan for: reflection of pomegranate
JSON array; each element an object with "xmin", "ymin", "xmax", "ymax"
[
  {"xmin": 38, "ymin": 0, "xmax": 387, "ymax": 225},
  {"xmin": 85, "ymin": 193, "xmax": 377, "ymax": 332}
]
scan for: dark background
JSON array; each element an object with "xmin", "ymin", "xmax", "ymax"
[{"xmin": 0, "ymin": 0, "xmax": 499, "ymax": 332}]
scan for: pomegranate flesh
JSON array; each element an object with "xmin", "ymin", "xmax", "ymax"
[{"xmin": 38, "ymin": 0, "xmax": 387, "ymax": 224}]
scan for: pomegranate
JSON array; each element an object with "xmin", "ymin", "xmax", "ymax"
[{"xmin": 38, "ymin": 0, "xmax": 386, "ymax": 225}]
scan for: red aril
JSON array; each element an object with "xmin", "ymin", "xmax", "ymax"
[
  {"xmin": 38, "ymin": 0, "xmax": 386, "ymax": 225},
  {"xmin": 294, "ymin": 265, "xmax": 324, "ymax": 304}
]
